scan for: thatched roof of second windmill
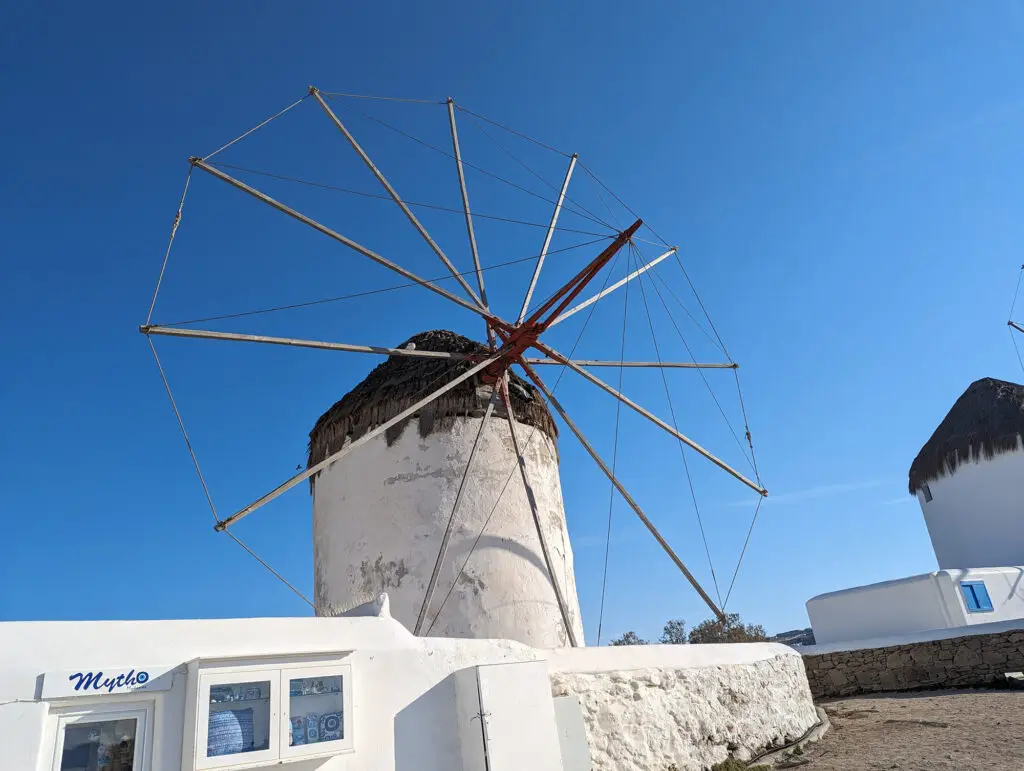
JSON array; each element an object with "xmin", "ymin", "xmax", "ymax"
[
  {"xmin": 307, "ymin": 330, "xmax": 558, "ymax": 479},
  {"xmin": 908, "ymin": 377, "xmax": 1024, "ymax": 494}
]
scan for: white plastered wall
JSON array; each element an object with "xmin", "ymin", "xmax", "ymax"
[
  {"xmin": 313, "ymin": 415, "xmax": 585, "ymax": 648},
  {"xmin": 0, "ymin": 613, "xmax": 819, "ymax": 771},
  {"xmin": 917, "ymin": 445, "xmax": 1024, "ymax": 570}
]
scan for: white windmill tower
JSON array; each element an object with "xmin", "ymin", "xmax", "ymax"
[{"xmin": 142, "ymin": 86, "xmax": 768, "ymax": 649}]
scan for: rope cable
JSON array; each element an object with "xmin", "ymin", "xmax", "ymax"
[
  {"xmin": 453, "ymin": 103, "xmax": 571, "ymax": 157},
  {"xmin": 1010, "ymin": 264, "xmax": 1024, "ymax": 321},
  {"xmin": 203, "ymin": 94, "xmax": 309, "ymax": 161},
  {"xmin": 723, "ymin": 496, "xmax": 764, "ymax": 610},
  {"xmin": 732, "ymin": 369, "xmax": 762, "ymax": 486},
  {"xmin": 145, "ymin": 168, "xmax": 192, "ymax": 325},
  {"xmin": 649, "ymin": 268, "xmax": 724, "ymax": 354},
  {"xmin": 632, "ymin": 244, "xmax": 722, "ymax": 605},
  {"xmin": 596, "ymin": 246, "xmax": 632, "ymax": 645},
  {"xmin": 325, "ymin": 95, "xmax": 617, "ymax": 231},
  {"xmin": 672, "ymin": 250, "xmax": 731, "ymax": 360},
  {"xmin": 147, "ymin": 337, "xmax": 314, "ymax": 608},
  {"xmin": 154, "ymin": 237, "xmax": 610, "ymax": 328},
  {"xmin": 460, "ymin": 110, "xmax": 610, "ymax": 229},
  {"xmin": 577, "ymin": 160, "xmax": 672, "ymax": 248},
  {"xmin": 1011, "ymin": 328, "xmax": 1024, "ymax": 375},
  {"xmin": 224, "ymin": 530, "xmax": 315, "ymax": 609},
  {"xmin": 210, "ymin": 162, "xmax": 610, "ymax": 237},
  {"xmin": 639, "ymin": 252, "xmax": 756, "ymax": 473},
  {"xmin": 317, "ymin": 91, "xmax": 444, "ymax": 105}
]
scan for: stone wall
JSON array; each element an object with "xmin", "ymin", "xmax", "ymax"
[
  {"xmin": 802, "ymin": 628, "xmax": 1024, "ymax": 699},
  {"xmin": 550, "ymin": 648, "xmax": 818, "ymax": 771}
]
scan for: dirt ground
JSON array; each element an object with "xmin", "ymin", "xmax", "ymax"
[{"xmin": 791, "ymin": 690, "xmax": 1024, "ymax": 770}]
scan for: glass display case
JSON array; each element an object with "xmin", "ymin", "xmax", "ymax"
[
  {"xmin": 185, "ymin": 655, "xmax": 352, "ymax": 770},
  {"xmin": 280, "ymin": 666, "xmax": 348, "ymax": 760}
]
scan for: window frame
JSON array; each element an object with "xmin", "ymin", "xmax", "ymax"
[
  {"xmin": 278, "ymin": 662, "xmax": 354, "ymax": 760},
  {"xmin": 195, "ymin": 668, "xmax": 278, "ymax": 770},
  {"xmin": 49, "ymin": 700, "xmax": 154, "ymax": 771},
  {"xmin": 960, "ymin": 580, "xmax": 994, "ymax": 613}
]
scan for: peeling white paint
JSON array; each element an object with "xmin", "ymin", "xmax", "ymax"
[{"xmin": 314, "ymin": 416, "xmax": 585, "ymax": 648}]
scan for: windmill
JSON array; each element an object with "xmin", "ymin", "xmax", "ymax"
[{"xmin": 141, "ymin": 86, "xmax": 768, "ymax": 646}]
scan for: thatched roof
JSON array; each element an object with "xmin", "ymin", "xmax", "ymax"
[
  {"xmin": 307, "ymin": 330, "xmax": 557, "ymax": 484},
  {"xmin": 908, "ymin": 377, "xmax": 1024, "ymax": 493}
]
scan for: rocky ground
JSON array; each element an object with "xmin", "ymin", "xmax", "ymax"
[{"xmin": 787, "ymin": 690, "xmax": 1024, "ymax": 770}]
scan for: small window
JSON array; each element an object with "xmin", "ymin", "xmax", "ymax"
[
  {"xmin": 51, "ymin": 704, "xmax": 151, "ymax": 771},
  {"xmin": 960, "ymin": 581, "xmax": 994, "ymax": 613},
  {"xmin": 921, "ymin": 483, "xmax": 933, "ymax": 503},
  {"xmin": 59, "ymin": 717, "xmax": 138, "ymax": 770}
]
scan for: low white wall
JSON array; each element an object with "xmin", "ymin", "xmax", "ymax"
[
  {"xmin": 807, "ymin": 572, "xmax": 954, "ymax": 645},
  {"xmin": 548, "ymin": 644, "xmax": 818, "ymax": 771},
  {"xmin": 919, "ymin": 445, "xmax": 1024, "ymax": 570},
  {"xmin": 0, "ymin": 612, "xmax": 817, "ymax": 771},
  {"xmin": 801, "ymin": 616, "xmax": 1024, "ymax": 656},
  {"xmin": 807, "ymin": 567, "xmax": 1024, "ymax": 647}
]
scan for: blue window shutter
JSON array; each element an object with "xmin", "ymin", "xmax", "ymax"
[{"xmin": 960, "ymin": 581, "xmax": 993, "ymax": 613}]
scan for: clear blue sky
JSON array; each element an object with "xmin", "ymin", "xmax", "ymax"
[{"xmin": 3, "ymin": 2, "xmax": 1024, "ymax": 642}]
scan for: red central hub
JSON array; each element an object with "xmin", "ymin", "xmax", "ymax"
[
  {"xmin": 473, "ymin": 218, "xmax": 642, "ymax": 386},
  {"xmin": 480, "ymin": 323, "xmax": 540, "ymax": 383}
]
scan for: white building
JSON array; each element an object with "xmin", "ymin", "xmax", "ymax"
[
  {"xmin": 310, "ymin": 330, "xmax": 584, "ymax": 648},
  {"xmin": 807, "ymin": 377, "xmax": 1024, "ymax": 646},
  {"xmin": 0, "ymin": 598, "xmax": 818, "ymax": 771}
]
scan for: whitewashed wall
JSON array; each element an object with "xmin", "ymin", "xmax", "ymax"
[
  {"xmin": 548, "ymin": 644, "xmax": 818, "ymax": 771},
  {"xmin": 313, "ymin": 415, "xmax": 585, "ymax": 648},
  {"xmin": 946, "ymin": 567, "xmax": 1024, "ymax": 625},
  {"xmin": 0, "ymin": 615, "xmax": 545, "ymax": 771},
  {"xmin": 807, "ymin": 567, "xmax": 1024, "ymax": 645},
  {"xmin": 0, "ymin": 612, "xmax": 817, "ymax": 771},
  {"xmin": 807, "ymin": 573, "xmax": 955, "ymax": 645},
  {"xmin": 917, "ymin": 444, "xmax": 1024, "ymax": 569}
]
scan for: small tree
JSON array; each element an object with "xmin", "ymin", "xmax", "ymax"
[
  {"xmin": 659, "ymin": 618, "xmax": 687, "ymax": 645},
  {"xmin": 687, "ymin": 613, "xmax": 767, "ymax": 644},
  {"xmin": 609, "ymin": 631, "xmax": 648, "ymax": 646}
]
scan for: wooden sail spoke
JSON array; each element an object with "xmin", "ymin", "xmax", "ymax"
[
  {"xmin": 446, "ymin": 98, "xmax": 494, "ymax": 348},
  {"xmin": 524, "ymin": 358, "xmax": 736, "ymax": 369},
  {"xmin": 550, "ymin": 247, "xmax": 676, "ymax": 327},
  {"xmin": 517, "ymin": 359, "xmax": 727, "ymax": 623},
  {"xmin": 518, "ymin": 154, "xmax": 578, "ymax": 323},
  {"xmin": 532, "ymin": 340, "xmax": 767, "ymax": 497},
  {"xmin": 212, "ymin": 353, "xmax": 501, "ymax": 532},
  {"xmin": 188, "ymin": 158, "xmax": 512, "ymax": 331},
  {"xmin": 141, "ymin": 325, "xmax": 480, "ymax": 361},
  {"xmin": 311, "ymin": 88, "xmax": 485, "ymax": 309},
  {"xmin": 497, "ymin": 376, "xmax": 579, "ymax": 646}
]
